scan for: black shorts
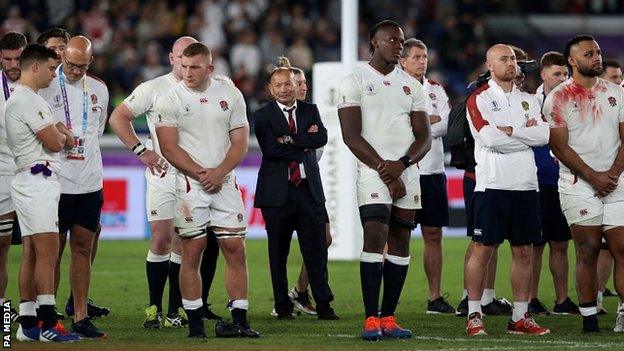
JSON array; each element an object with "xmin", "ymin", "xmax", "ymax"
[
  {"xmin": 59, "ymin": 189, "xmax": 103, "ymax": 233},
  {"xmin": 472, "ymin": 189, "xmax": 541, "ymax": 246},
  {"xmin": 414, "ymin": 174, "xmax": 449, "ymax": 227},
  {"xmin": 536, "ymin": 186, "xmax": 571, "ymax": 245},
  {"xmin": 463, "ymin": 174, "xmax": 476, "ymax": 237}
]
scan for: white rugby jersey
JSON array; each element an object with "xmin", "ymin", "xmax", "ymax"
[
  {"xmin": 543, "ymin": 78, "xmax": 624, "ymax": 176},
  {"xmin": 535, "ymin": 84, "xmax": 545, "ymax": 108},
  {"xmin": 155, "ymin": 77, "xmax": 248, "ymax": 187},
  {"xmin": 0, "ymin": 71, "xmax": 19, "ymax": 175},
  {"xmin": 337, "ymin": 64, "xmax": 428, "ymax": 168},
  {"xmin": 39, "ymin": 66, "xmax": 109, "ymax": 194},
  {"xmin": 419, "ymin": 77, "xmax": 450, "ymax": 175},
  {"xmin": 122, "ymin": 72, "xmax": 178, "ymax": 156},
  {"xmin": 466, "ymin": 79, "xmax": 549, "ymax": 192},
  {"xmin": 5, "ymin": 85, "xmax": 61, "ymax": 173}
]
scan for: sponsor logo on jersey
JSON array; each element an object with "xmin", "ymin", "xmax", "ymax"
[
  {"xmin": 200, "ymin": 97, "xmax": 208, "ymax": 104},
  {"xmin": 38, "ymin": 111, "xmax": 44, "ymax": 119},
  {"xmin": 402, "ymin": 85, "xmax": 411, "ymax": 95},
  {"xmin": 414, "ymin": 195, "xmax": 419, "ymax": 203},
  {"xmin": 491, "ymin": 100, "xmax": 500, "ymax": 111},
  {"xmin": 150, "ymin": 210, "xmax": 158, "ymax": 216},
  {"xmin": 473, "ymin": 228, "xmax": 482, "ymax": 236},
  {"xmin": 183, "ymin": 104, "xmax": 191, "ymax": 113},
  {"xmin": 220, "ymin": 100, "xmax": 229, "ymax": 111},
  {"xmin": 383, "ymin": 80, "xmax": 391, "ymax": 86},
  {"xmin": 185, "ymin": 216, "xmax": 194, "ymax": 223},
  {"xmin": 370, "ymin": 193, "xmax": 380, "ymax": 199},
  {"xmin": 237, "ymin": 213, "xmax": 244, "ymax": 222},
  {"xmin": 609, "ymin": 96, "xmax": 617, "ymax": 107},
  {"xmin": 429, "ymin": 92, "xmax": 436, "ymax": 100}
]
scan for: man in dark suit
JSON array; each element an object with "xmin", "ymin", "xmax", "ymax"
[{"xmin": 253, "ymin": 65, "xmax": 338, "ymax": 320}]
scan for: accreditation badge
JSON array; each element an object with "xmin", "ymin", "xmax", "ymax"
[{"xmin": 67, "ymin": 135, "xmax": 86, "ymax": 160}]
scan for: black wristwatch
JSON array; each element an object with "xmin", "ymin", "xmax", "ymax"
[{"xmin": 399, "ymin": 155, "xmax": 413, "ymax": 169}]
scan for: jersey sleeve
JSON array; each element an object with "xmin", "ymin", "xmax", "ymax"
[
  {"xmin": 542, "ymin": 89, "xmax": 567, "ymax": 128},
  {"xmin": 23, "ymin": 101, "xmax": 55, "ymax": 133},
  {"xmin": 228, "ymin": 87, "xmax": 249, "ymax": 131},
  {"xmin": 618, "ymin": 85, "xmax": 624, "ymax": 123},
  {"xmin": 337, "ymin": 74, "xmax": 361, "ymax": 109},
  {"xmin": 98, "ymin": 87, "xmax": 109, "ymax": 136},
  {"xmin": 122, "ymin": 82, "xmax": 153, "ymax": 118},
  {"xmin": 154, "ymin": 93, "xmax": 179, "ymax": 128},
  {"xmin": 410, "ymin": 79, "xmax": 428, "ymax": 112},
  {"xmin": 430, "ymin": 85, "xmax": 450, "ymax": 138}
]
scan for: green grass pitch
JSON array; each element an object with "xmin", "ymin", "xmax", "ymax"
[{"xmin": 4, "ymin": 237, "xmax": 623, "ymax": 350}]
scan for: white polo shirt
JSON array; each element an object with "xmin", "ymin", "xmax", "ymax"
[
  {"xmin": 154, "ymin": 77, "xmax": 248, "ymax": 188},
  {"xmin": 543, "ymin": 78, "xmax": 624, "ymax": 176},
  {"xmin": 0, "ymin": 71, "xmax": 18, "ymax": 175},
  {"xmin": 337, "ymin": 64, "xmax": 428, "ymax": 169},
  {"xmin": 466, "ymin": 79, "xmax": 549, "ymax": 192},
  {"xmin": 122, "ymin": 72, "xmax": 178, "ymax": 157},
  {"xmin": 420, "ymin": 77, "xmax": 450, "ymax": 175},
  {"xmin": 5, "ymin": 84, "xmax": 60, "ymax": 172},
  {"xmin": 39, "ymin": 66, "xmax": 109, "ymax": 194}
]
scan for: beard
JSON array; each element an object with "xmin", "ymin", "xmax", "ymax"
[
  {"xmin": 4, "ymin": 68, "xmax": 20, "ymax": 82},
  {"xmin": 577, "ymin": 63, "xmax": 602, "ymax": 78}
]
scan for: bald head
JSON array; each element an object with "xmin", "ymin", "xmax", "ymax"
[
  {"xmin": 486, "ymin": 44, "xmax": 514, "ymax": 64},
  {"xmin": 485, "ymin": 44, "xmax": 517, "ymax": 84},
  {"xmin": 63, "ymin": 36, "xmax": 93, "ymax": 81},
  {"xmin": 170, "ymin": 36, "xmax": 198, "ymax": 79}
]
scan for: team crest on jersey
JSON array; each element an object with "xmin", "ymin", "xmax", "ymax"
[
  {"xmin": 383, "ymin": 80, "xmax": 391, "ymax": 86},
  {"xmin": 521, "ymin": 101, "xmax": 529, "ymax": 111},
  {"xmin": 491, "ymin": 101, "xmax": 500, "ymax": 111},
  {"xmin": 429, "ymin": 92, "xmax": 436, "ymax": 100},
  {"xmin": 609, "ymin": 96, "xmax": 617, "ymax": 107},
  {"xmin": 220, "ymin": 100, "xmax": 229, "ymax": 111},
  {"xmin": 580, "ymin": 209, "xmax": 588, "ymax": 216},
  {"xmin": 200, "ymin": 97, "xmax": 208, "ymax": 104},
  {"xmin": 90, "ymin": 94, "xmax": 98, "ymax": 104},
  {"xmin": 402, "ymin": 86, "xmax": 411, "ymax": 95}
]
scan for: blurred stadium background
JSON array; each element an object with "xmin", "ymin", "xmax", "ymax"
[{"xmin": 1, "ymin": 0, "xmax": 624, "ymax": 241}]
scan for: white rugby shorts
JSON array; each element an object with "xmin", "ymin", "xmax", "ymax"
[
  {"xmin": 174, "ymin": 173, "xmax": 246, "ymax": 239},
  {"xmin": 11, "ymin": 171, "xmax": 60, "ymax": 236},
  {"xmin": 357, "ymin": 164, "xmax": 422, "ymax": 210},
  {"xmin": 558, "ymin": 172, "xmax": 624, "ymax": 227},
  {"xmin": 145, "ymin": 168, "xmax": 176, "ymax": 221}
]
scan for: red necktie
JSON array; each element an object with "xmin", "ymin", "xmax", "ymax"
[{"xmin": 284, "ymin": 107, "xmax": 301, "ymax": 186}]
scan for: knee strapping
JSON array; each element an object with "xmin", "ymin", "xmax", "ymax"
[
  {"xmin": 359, "ymin": 205, "xmax": 390, "ymax": 225},
  {"xmin": 176, "ymin": 226, "xmax": 208, "ymax": 240},
  {"xmin": 0, "ymin": 218, "xmax": 14, "ymax": 235},
  {"xmin": 390, "ymin": 215, "xmax": 415, "ymax": 230}
]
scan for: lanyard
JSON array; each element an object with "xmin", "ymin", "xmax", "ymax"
[
  {"xmin": 1, "ymin": 71, "xmax": 10, "ymax": 100},
  {"xmin": 59, "ymin": 66, "xmax": 88, "ymax": 134}
]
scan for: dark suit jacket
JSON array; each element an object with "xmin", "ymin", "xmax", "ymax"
[{"xmin": 253, "ymin": 100, "xmax": 328, "ymax": 208}]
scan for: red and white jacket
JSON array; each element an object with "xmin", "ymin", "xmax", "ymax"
[{"xmin": 466, "ymin": 79, "xmax": 549, "ymax": 192}]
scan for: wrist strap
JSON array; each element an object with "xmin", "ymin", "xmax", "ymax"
[
  {"xmin": 132, "ymin": 142, "xmax": 147, "ymax": 157},
  {"xmin": 399, "ymin": 155, "xmax": 412, "ymax": 169}
]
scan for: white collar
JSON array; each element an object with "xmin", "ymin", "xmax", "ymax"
[{"xmin": 276, "ymin": 100, "xmax": 297, "ymax": 113}]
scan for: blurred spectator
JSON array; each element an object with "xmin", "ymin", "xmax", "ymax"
[
  {"xmin": 140, "ymin": 42, "xmax": 167, "ymax": 81},
  {"xmin": 230, "ymin": 30, "xmax": 261, "ymax": 77}
]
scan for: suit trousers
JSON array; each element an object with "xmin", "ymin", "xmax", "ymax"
[{"xmin": 261, "ymin": 181, "xmax": 334, "ymax": 313}]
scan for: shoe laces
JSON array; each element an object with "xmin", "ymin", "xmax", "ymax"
[
  {"xmin": 54, "ymin": 320, "xmax": 69, "ymax": 336},
  {"xmin": 467, "ymin": 313, "xmax": 483, "ymax": 328},
  {"xmin": 380, "ymin": 316, "xmax": 399, "ymax": 329},
  {"xmin": 522, "ymin": 314, "xmax": 539, "ymax": 329},
  {"xmin": 364, "ymin": 316, "xmax": 381, "ymax": 330}
]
